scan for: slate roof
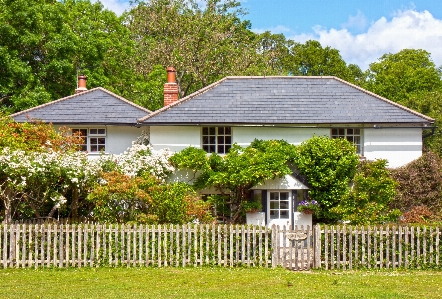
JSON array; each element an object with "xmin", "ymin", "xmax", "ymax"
[
  {"xmin": 12, "ymin": 88, "xmax": 151, "ymax": 125},
  {"xmin": 139, "ymin": 76, "xmax": 434, "ymax": 125}
]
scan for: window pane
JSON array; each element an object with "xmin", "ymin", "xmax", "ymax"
[
  {"xmin": 225, "ymin": 127, "xmax": 231, "ymax": 135},
  {"xmin": 217, "ymin": 136, "xmax": 224, "ymax": 144},
  {"xmin": 354, "ymin": 129, "xmax": 360, "ymax": 134},
  {"xmin": 354, "ymin": 136, "xmax": 360, "ymax": 144},
  {"xmin": 270, "ymin": 210, "xmax": 278, "ymax": 219},
  {"xmin": 98, "ymin": 145, "xmax": 105, "ymax": 151},
  {"xmin": 225, "ymin": 144, "xmax": 231, "ymax": 153},
  {"xmin": 270, "ymin": 201, "xmax": 279, "ymax": 209},
  {"xmin": 280, "ymin": 210, "xmax": 289, "ymax": 219},
  {"xmin": 225, "ymin": 136, "xmax": 231, "ymax": 145},
  {"xmin": 218, "ymin": 127, "xmax": 224, "ymax": 134},
  {"xmin": 90, "ymin": 145, "xmax": 98, "ymax": 152},
  {"xmin": 209, "ymin": 127, "xmax": 215, "ymax": 135},
  {"xmin": 280, "ymin": 192, "xmax": 289, "ymax": 201},
  {"xmin": 209, "ymin": 145, "xmax": 215, "ymax": 153},
  {"xmin": 202, "ymin": 127, "xmax": 208, "ymax": 135},
  {"xmin": 97, "ymin": 138, "xmax": 105, "ymax": 145},
  {"xmin": 347, "ymin": 128, "xmax": 354, "ymax": 134},
  {"xmin": 347, "ymin": 136, "xmax": 354, "ymax": 142},
  {"xmin": 80, "ymin": 145, "xmax": 87, "ymax": 152},
  {"xmin": 280, "ymin": 201, "xmax": 289, "ymax": 209},
  {"xmin": 218, "ymin": 145, "xmax": 225, "ymax": 154},
  {"xmin": 209, "ymin": 136, "xmax": 216, "ymax": 144},
  {"xmin": 270, "ymin": 192, "xmax": 278, "ymax": 200},
  {"xmin": 203, "ymin": 136, "xmax": 209, "ymax": 144},
  {"xmin": 331, "ymin": 128, "xmax": 337, "ymax": 135},
  {"xmin": 90, "ymin": 129, "xmax": 97, "ymax": 135},
  {"xmin": 90, "ymin": 138, "xmax": 98, "ymax": 145},
  {"xmin": 203, "ymin": 145, "xmax": 209, "ymax": 152},
  {"xmin": 97, "ymin": 129, "xmax": 105, "ymax": 135},
  {"xmin": 338, "ymin": 129, "xmax": 345, "ymax": 135}
]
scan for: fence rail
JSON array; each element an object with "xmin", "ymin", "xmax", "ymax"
[
  {"xmin": 1, "ymin": 223, "xmax": 441, "ymax": 270},
  {"xmin": 0, "ymin": 223, "xmax": 271, "ymax": 268}
]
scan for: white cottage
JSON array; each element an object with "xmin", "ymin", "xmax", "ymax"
[
  {"xmin": 11, "ymin": 70, "xmax": 435, "ymax": 227},
  {"xmin": 139, "ymin": 70, "xmax": 434, "ymax": 227}
]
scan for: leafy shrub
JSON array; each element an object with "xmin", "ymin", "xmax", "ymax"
[
  {"xmin": 401, "ymin": 205, "xmax": 435, "ymax": 224},
  {"xmin": 390, "ymin": 151, "xmax": 442, "ymax": 215},
  {"xmin": 332, "ymin": 159, "xmax": 400, "ymax": 225}
]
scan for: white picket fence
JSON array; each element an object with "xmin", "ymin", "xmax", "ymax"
[
  {"xmin": 0, "ymin": 223, "xmax": 273, "ymax": 268},
  {"xmin": 321, "ymin": 225, "xmax": 442, "ymax": 270},
  {"xmin": 2, "ymin": 223, "xmax": 441, "ymax": 270}
]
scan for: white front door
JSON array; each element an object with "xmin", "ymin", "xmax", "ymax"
[{"xmin": 267, "ymin": 191, "xmax": 291, "ymax": 227}]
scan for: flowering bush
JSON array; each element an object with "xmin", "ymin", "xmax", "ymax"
[
  {"xmin": 97, "ymin": 143, "xmax": 174, "ymax": 181},
  {"xmin": 297, "ymin": 200, "xmax": 320, "ymax": 214},
  {"xmin": 0, "ymin": 147, "xmax": 100, "ymax": 221}
]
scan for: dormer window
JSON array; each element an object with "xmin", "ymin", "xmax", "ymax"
[{"xmin": 202, "ymin": 127, "xmax": 231, "ymax": 154}]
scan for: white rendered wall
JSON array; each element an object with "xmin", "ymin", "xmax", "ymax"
[
  {"xmin": 150, "ymin": 126, "xmax": 201, "ymax": 152},
  {"xmin": 233, "ymin": 127, "xmax": 329, "ymax": 147},
  {"xmin": 364, "ymin": 128, "xmax": 422, "ymax": 168}
]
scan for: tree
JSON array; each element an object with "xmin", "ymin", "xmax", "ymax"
[
  {"xmin": 0, "ymin": 0, "xmax": 147, "ymax": 112},
  {"xmin": 127, "ymin": 0, "xmax": 259, "ymax": 98},
  {"xmin": 364, "ymin": 49, "xmax": 442, "ymax": 105},
  {"xmin": 286, "ymin": 40, "xmax": 356, "ymax": 82},
  {"xmin": 293, "ymin": 136, "xmax": 359, "ymax": 223}
]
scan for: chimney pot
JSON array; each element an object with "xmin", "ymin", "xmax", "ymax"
[
  {"xmin": 164, "ymin": 67, "xmax": 179, "ymax": 106},
  {"xmin": 75, "ymin": 75, "xmax": 87, "ymax": 94},
  {"xmin": 166, "ymin": 67, "xmax": 176, "ymax": 83}
]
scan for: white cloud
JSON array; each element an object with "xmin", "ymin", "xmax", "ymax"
[
  {"xmin": 288, "ymin": 9, "xmax": 442, "ymax": 70},
  {"xmin": 93, "ymin": 0, "xmax": 131, "ymax": 15},
  {"xmin": 341, "ymin": 10, "xmax": 367, "ymax": 32}
]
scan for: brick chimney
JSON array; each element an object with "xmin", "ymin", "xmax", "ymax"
[
  {"xmin": 164, "ymin": 67, "xmax": 179, "ymax": 106},
  {"xmin": 75, "ymin": 75, "xmax": 87, "ymax": 94}
]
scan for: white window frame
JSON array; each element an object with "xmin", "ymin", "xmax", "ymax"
[
  {"xmin": 201, "ymin": 127, "xmax": 232, "ymax": 154},
  {"xmin": 331, "ymin": 128, "xmax": 363, "ymax": 155},
  {"xmin": 72, "ymin": 128, "xmax": 106, "ymax": 153}
]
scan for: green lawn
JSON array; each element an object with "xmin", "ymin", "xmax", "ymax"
[{"xmin": 0, "ymin": 267, "xmax": 441, "ymax": 299}]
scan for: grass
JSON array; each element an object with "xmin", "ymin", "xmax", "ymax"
[{"xmin": 0, "ymin": 267, "xmax": 441, "ymax": 299}]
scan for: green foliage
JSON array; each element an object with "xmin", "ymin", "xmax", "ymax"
[
  {"xmin": 332, "ymin": 160, "xmax": 400, "ymax": 225},
  {"xmin": 293, "ymin": 136, "xmax": 359, "ymax": 222},
  {"xmin": 286, "ymin": 40, "xmax": 359, "ymax": 83},
  {"xmin": 171, "ymin": 139, "xmax": 298, "ymax": 222},
  {"xmin": 390, "ymin": 151, "xmax": 442, "ymax": 216},
  {"xmin": 364, "ymin": 49, "xmax": 442, "ymax": 104}
]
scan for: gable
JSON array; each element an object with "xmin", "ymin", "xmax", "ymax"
[
  {"xmin": 12, "ymin": 88, "xmax": 151, "ymax": 125},
  {"xmin": 140, "ymin": 76, "xmax": 433, "ymax": 125}
]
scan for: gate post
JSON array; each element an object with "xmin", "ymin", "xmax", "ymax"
[{"xmin": 313, "ymin": 224, "xmax": 321, "ymax": 268}]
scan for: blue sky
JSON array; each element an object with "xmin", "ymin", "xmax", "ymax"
[{"xmin": 97, "ymin": 0, "xmax": 442, "ymax": 70}]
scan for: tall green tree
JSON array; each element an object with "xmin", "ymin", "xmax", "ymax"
[
  {"xmin": 286, "ymin": 40, "xmax": 358, "ymax": 83},
  {"xmin": 0, "ymin": 0, "xmax": 155, "ymax": 112},
  {"xmin": 128, "ymin": 0, "xmax": 260, "ymax": 98},
  {"xmin": 364, "ymin": 49, "xmax": 442, "ymax": 104}
]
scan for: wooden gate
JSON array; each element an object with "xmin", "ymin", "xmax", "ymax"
[{"xmin": 271, "ymin": 225, "xmax": 321, "ymax": 270}]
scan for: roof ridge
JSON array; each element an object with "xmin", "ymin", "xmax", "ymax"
[
  {"xmin": 332, "ymin": 77, "xmax": 435, "ymax": 123},
  {"xmin": 11, "ymin": 87, "xmax": 151, "ymax": 118},
  {"xmin": 138, "ymin": 77, "xmax": 229, "ymax": 123}
]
